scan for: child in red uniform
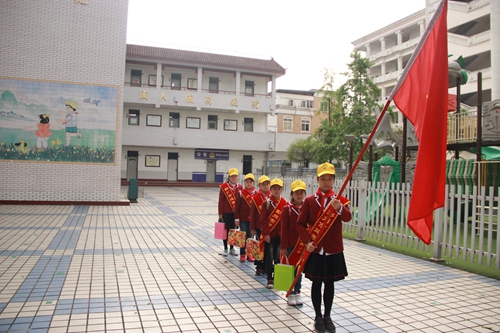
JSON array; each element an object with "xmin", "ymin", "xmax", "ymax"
[
  {"xmin": 297, "ymin": 163, "xmax": 351, "ymax": 333},
  {"xmin": 250, "ymin": 175, "xmax": 270, "ymax": 276},
  {"xmin": 280, "ymin": 179, "xmax": 306, "ymax": 306},
  {"xmin": 260, "ymin": 178, "xmax": 286, "ymax": 289},
  {"xmin": 234, "ymin": 173, "xmax": 256, "ymax": 262},
  {"xmin": 218, "ymin": 167, "xmax": 242, "ymax": 256}
]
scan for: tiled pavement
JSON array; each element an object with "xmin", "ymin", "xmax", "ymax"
[{"xmin": 0, "ymin": 187, "xmax": 499, "ymax": 333}]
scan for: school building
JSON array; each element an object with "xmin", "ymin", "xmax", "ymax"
[{"xmin": 122, "ymin": 45, "xmax": 286, "ymax": 183}]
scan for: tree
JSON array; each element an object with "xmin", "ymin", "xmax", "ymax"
[
  {"xmin": 286, "ymin": 136, "xmax": 316, "ymax": 167},
  {"xmin": 313, "ymin": 51, "xmax": 381, "ymax": 165}
]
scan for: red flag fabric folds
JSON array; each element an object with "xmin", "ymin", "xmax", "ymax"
[{"xmin": 388, "ymin": 0, "xmax": 448, "ymax": 244}]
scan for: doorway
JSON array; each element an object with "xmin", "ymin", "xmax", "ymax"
[
  {"xmin": 243, "ymin": 155, "xmax": 252, "ymax": 175},
  {"xmin": 126, "ymin": 150, "xmax": 138, "ymax": 179},
  {"xmin": 206, "ymin": 160, "xmax": 216, "ymax": 182},
  {"xmin": 167, "ymin": 152, "xmax": 178, "ymax": 181}
]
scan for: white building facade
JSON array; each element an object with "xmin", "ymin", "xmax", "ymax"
[
  {"xmin": 352, "ymin": 0, "xmax": 499, "ymax": 123},
  {"xmin": 122, "ymin": 45, "xmax": 285, "ymax": 183}
]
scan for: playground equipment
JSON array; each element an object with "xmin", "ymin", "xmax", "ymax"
[{"xmin": 355, "ymin": 155, "xmax": 399, "ymax": 224}]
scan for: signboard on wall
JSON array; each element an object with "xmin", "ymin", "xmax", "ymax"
[{"xmin": 194, "ymin": 149, "xmax": 229, "ymax": 160}]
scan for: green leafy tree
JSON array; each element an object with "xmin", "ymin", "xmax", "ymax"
[
  {"xmin": 314, "ymin": 51, "xmax": 381, "ymax": 165},
  {"xmin": 286, "ymin": 136, "xmax": 316, "ymax": 167}
]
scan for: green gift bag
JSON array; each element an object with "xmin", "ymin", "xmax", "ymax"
[{"xmin": 274, "ymin": 261, "xmax": 295, "ymax": 292}]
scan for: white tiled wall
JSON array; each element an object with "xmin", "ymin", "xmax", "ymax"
[{"xmin": 0, "ymin": 0, "xmax": 128, "ymax": 202}]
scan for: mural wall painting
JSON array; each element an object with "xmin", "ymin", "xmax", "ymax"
[{"xmin": 0, "ymin": 77, "xmax": 118, "ymax": 164}]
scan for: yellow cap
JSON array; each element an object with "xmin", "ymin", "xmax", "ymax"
[
  {"xmin": 65, "ymin": 101, "xmax": 78, "ymax": 110},
  {"xmin": 291, "ymin": 179, "xmax": 306, "ymax": 192},
  {"xmin": 244, "ymin": 173, "xmax": 255, "ymax": 181},
  {"xmin": 258, "ymin": 175, "xmax": 270, "ymax": 184},
  {"xmin": 228, "ymin": 168, "xmax": 239, "ymax": 176},
  {"xmin": 317, "ymin": 162, "xmax": 336, "ymax": 177},
  {"xmin": 270, "ymin": 178, "xmax": 283, "ymax": 188}
]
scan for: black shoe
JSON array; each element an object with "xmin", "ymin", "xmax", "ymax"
[
  {"xmin": 314, "ymin": 317, "xmax": 326, "ymax": 332},
  {"xmin": 324, "ymin": 316, "xmax": 336, "ymax": 333}
]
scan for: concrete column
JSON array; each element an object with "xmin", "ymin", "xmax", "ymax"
[
  {"xmin": 397, "ymin": 57, "xmax": 403, "ymax": 71},
  {"xmin": 418, "ymin": 20, "xmax": 425, "ymax": 36},
  {"xmin": 271, "ymin": 75, "xmax": 277, "ymax": 116},
  {"xmin": 379, "ymin": 37, "xmax": 386, "ymax": 52},
  {"xmin": 365, "ymin": 43, "xmax": 371, "ymax": 57},
  {"xmin": 381, "ymin": 62, "xmax": 386, "ymax": 76},
  {"xmin": 197, "ymin": 66, "xmax": 202, "ymax": 93},
  {"xmin": 395, "ymin": 30, "xmax": 403, "ymax": 45},
  {"xmin": 236, "ymin": 71, "xmax": 241, "ymax": 97},
  {"xmin": 156, "ymin": 62, "xmax": 162, "ymax": 88},
  {"xmin": 491, "ymin": 0, "xmax": 500, "ymax": 99}
]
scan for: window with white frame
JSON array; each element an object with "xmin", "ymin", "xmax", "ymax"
[
  {"xmin": 283, "ymin": 117, "xmax": 293, "ymax": 132},
  {"xmin": 301, "ymin": 100, "xmax": 313, "ymax": 108},
  {"xmin": 301, "ymin": 118, "xmax": 310, "ymax": 132},
  {"xmin": 288, "ymin": 99, "xmax": 294, "ymax": 107}
]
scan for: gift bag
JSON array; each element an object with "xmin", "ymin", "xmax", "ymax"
[
  {"xmin": 274, "ymin": 260, "xmax": 295, "ymax": 292},
  {"xmin": 214, "ymin": 222, "xmax": 226, "ymax": 240},
  {"xmin": 228, "ymin": 229, "xmax": 246, "ymax": 248},
  {"xmin": 246, "ymin": 239, "xmax": 255, "ymax": 261},
  {"xmin": 246, "ymin": 237, "xmax": 264, "ymax": 261}
]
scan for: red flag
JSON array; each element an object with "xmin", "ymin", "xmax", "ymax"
[{"xmin": 388, "ymin": 0, "xmax": 448, "ymax": 245}]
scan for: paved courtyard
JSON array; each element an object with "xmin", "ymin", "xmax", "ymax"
[{"xmin": 0, "ymin": 187, "xmax": 499, "ymax": 333}]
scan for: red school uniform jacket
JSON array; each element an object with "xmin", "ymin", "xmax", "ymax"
[
  {"xmin": 250, "ymin": 190, "xmax": 269, "ymax": 231},
  {"xmin": 280, "ymin": 203, "xmax": 300, "ymax": 249},
  {"xmin": 296, "ymin": 191, "xmax": 351, "ymax": 254},
  {"xmin": 218, "ymin": 182, "xmax": 242, "ymax": 215},
  {"xmin": 234, "ymin": 188, "xmax": 255, "ymax": 221},
  {"xmin": 260, "ymin": 196, "xmax": 287, "ymax": 238}
]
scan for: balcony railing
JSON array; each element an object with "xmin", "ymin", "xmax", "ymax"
[
  {"xmin": 123, "ymin": 84, "xmax": 274, "ymax": 113},
  {"xmin": 125, "ymin": 82, "xmax": 271, "ymax": 98},
  {"xmin": 447, "ymin": 110, "xmax": 477, "ymax": 144}
]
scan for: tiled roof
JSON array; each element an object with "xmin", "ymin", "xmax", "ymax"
[{"xmin": 126, "ymin": 44, "xmax": 286, "ymax": 76}]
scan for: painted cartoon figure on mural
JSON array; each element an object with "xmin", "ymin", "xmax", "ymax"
[
  {"xmin": 23, "ymin": 113, "xmax": 54, "ymax": 149},
  {"xmin": 62, "ymin": 101, "xmax": 82, "ymax": 146}
]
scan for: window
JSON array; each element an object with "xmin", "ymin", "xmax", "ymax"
[
  {"xmin": 128, "ymin": 109, "xmax": 140, "ymax": 125},
  {"xmin": 169, "ymin": 112, "xmax": 180, "ymax": 127},
  {"xmin": 130, "ymin": 70, "xmax": 142, "ymax": 87},
  {"xmin": 244, "ymin": 117, "xmax": 253, "ymax": 132},
  {"xmin": 301, "ymin": 118, "xmax": 310, "ymax": 132},
  {"xmin": 208, "ymin": 115, "xmax": 218, "ymax": 130},
  {"xmin": 187, "ymin": 78, "xmax": 197, "ymax": 90},
  {"xmin": 148, "ymin": 75, "xmax": 163, "ymax": 87},
  {"xmin": 171, "ymin": 73, "xmax": 181, "ymax": 90},
  {"xmin": 209, "ymin": 77, "xmax": 219, "ymax": 93},
  {"xmin": 224, "ymin": 119, "xmax": 237, "ymax": 131},
  {"xmin": 245, "ymin": 81, "xmax": 254, "ymax": 97},
  {"xmin": 146, "ymin": 114, "xmax": 162, "ymax": 127},
  {"xmin": 283, "ymin": 117, "xmax": 292, "ymax": 132},
  {"xmin": 288, "ymin": 99, "xmax": 294, "ymax": 107},
  {"xmin": 301, "ymin": 100, "xmax": 313, "ymax": 108},
  {"xmin": 320, "ymin": 101, "xmax": 329, "ymax": 111},
  {"xmin": 186, "ymin": 117, "xmax": 201, "ymax": 129}
]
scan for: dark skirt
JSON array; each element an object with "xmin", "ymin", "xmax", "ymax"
[
  {"xmin": 222, "ymin": 212, "xmax": 235, "ymax": 230},
  {"xmin": 303, "ymin": 252, "xmax": 348, "ymax": 282}
]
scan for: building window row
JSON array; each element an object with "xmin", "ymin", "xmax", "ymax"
[
  {"xmin": 128, "ymin": 110, "xmax": 254, "ymax": 131},
  {"xmin": 283, "ymin": 116, "xmax": 310, "ymax": 133},
  {"xmin": 288, "ymin": 99, "xmax": 313, "ymax": 108},
  {"xmin": 130, "ymin": 70, "xmax": 255, "ymax": 96}
]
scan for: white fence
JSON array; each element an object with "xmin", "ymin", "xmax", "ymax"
[{"xmin": 263, "ymin": 176, "xmax": 499, "ymax": 269}]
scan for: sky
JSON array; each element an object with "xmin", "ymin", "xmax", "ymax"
[{"xmin": 126, "ymin": 0, "xmax": 425, "ymax": 91}]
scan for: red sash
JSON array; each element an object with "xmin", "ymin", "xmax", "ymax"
[
  {"xmin": 220, "ymin": 183, "xmax": 237, "ymax": 211},
  {"xmin": 241, "ymin": 189, "xmax": 253, "ymax": 207},
  {"xmin": 287, "ymin": 205, "xmax": 307, "ymax": 267},
  {"xmin": 268, "ymin": 197, "xmax": 287, "ymax": 232},
  {"xmin": 311, "ymin": 195, "xmax": 351, "ymax": 244},
  {"xmin": 252, "ymin": 193, "xmax": 266, "ymax": 215}
]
